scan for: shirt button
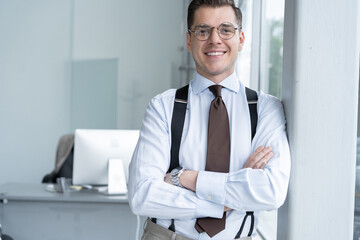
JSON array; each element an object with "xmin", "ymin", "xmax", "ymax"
[{"xmin": 207, "ymin": 195, "xmax": 212, "ymax": 200}]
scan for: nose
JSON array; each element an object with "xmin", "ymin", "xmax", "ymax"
[{"xmin": 208, "ymin": 27, "xmax": 222, "ymax": 44}]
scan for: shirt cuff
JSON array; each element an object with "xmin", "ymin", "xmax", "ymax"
[
  {"xmin": 196, "ymin": 170, "xmax": 227, "ymax": 205},
  {"xmin": 195, "ymin": 198, "xmax": 224, "ymax": 218}
]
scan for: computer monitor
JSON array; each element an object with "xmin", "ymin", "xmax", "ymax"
[{"xmin": 72, "ymin": 129, "xmax": 139, "ymax": 187}]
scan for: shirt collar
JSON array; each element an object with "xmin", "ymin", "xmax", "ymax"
[{"xmin": 191, "ymin": 72, "xmax": 240, "ymax": 95}]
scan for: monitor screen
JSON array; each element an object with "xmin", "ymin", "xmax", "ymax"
[{"xmin": 72, "ymin": 129, "xmax": 139, "ymax": 186}]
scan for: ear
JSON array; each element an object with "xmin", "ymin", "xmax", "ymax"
[
  {"xmin": 186, "ymin": 33, "xmax": 193, "ymax": 53},
  {"xmin": 238, "ymin": 31, "xmax": 245, "ymax": 51}
]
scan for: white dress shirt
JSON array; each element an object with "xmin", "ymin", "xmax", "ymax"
[{"xmin": 128, "ymin": 72, "xmax": 291, "ymax": 240}]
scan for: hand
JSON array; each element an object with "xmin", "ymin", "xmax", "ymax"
[
  {"xmin": 243, "ymin": 146, "xmax": 273, "ymax": 169},
  {"xmin": 180, "ymin": 170, "xmax": 198, "ymax": 192},
  {"xmin": 164, "ymin": 173, "xmax": 173, "ymax": 185},
  {"xmin": 164, "ymin": 170, "xmax": 198, "ymax": 192},
  {"xmin": 224, "ymin": 206, "xmax": 232, "ymax": 212},
  {"xmin": 167, "ymin": 172, "xmax": 232, "ymax": 212}
]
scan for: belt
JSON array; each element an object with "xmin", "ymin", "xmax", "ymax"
[
  {"xmin": 142, "ymin": 218, "xmax": 252, "ymax": 240},
  {"xmin": 143, "ymin": 218, "xmax": 192, "ymax": 240}
]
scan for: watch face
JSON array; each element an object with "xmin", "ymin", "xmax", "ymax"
[
  {"xmin": 170, "ymin": 167, "xmax": 184, "ymax": 187},
  {"xmin": 171, "ymin": 167, "xmax": 182, "ymax": 177}
]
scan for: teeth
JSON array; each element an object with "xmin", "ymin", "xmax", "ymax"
[{"xmin": 206, "ymin": 52, "xmax": 224, "ymax": 56}]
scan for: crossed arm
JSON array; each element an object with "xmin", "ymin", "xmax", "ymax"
[
  {"xmin": 128, "ymin": 93, "xmax": 290, "ymax": 219},
  {"xmin": 164, "ymin": 146, "xmax": 273, "ymax": 211}
]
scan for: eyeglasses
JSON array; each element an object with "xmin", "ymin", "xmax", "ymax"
[{"xmin": 188, "ymin": 22, "xmax": 241, "ymax": 41}]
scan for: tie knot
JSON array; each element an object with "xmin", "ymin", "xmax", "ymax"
[{"xmin": 209, "ymin": 85, "xmax": 223, "ymax": 97}]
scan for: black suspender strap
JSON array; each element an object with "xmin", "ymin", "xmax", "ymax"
[
  {"xmin": 248, "ymin": 212, "xmax": 255, "ymax": 236},
  {"xmin": 167, "ymin": 85, "xmax": 189, "ymax": 232},
  {"xmin": 169, "ymin": 86, "xmax": 258, "ymax": 170},
  {"xmin": 235, "ymin": 88, "xmax": 257, "ymax": 238},
  {"xmin": 159, "ymin": 85, "xmax": 258, "ymax": 235},
  {"xmin": 151, "ymin": 215, "xmax": 176, "ymax": 232},
  {"xmin": 245, "ymin": 87, "xmax": 258, "ymax": 141},
  {"xmin": 170, "ymin": 86, "xmax": 258, "ymax": 168},
  {"xmin": 169, "ymin": 85, "xmax": 189, "ymax": 172},
  {"xmin": 234, "ymin": 211, "xmax": 255, "ymax": 238},
  {"xmin": 151, "ymin": 85, "xmax": 189, "ymax": 231},
  {"xmin": 168, "ymin": 219, "xmax": 176, "ymax": 232}
]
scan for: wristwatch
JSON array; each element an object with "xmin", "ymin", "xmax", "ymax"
[{"xmin": 170, "ymin": 167, "xmax": 186, "ymax": 188}]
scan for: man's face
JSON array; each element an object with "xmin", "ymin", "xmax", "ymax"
[{"xmin": 187, "ymin": 6, "xmax": 245, "ymax": 83}]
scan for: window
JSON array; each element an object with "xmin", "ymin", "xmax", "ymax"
[
  {"xmin": 354, "ymin": 61, "xmax": 360, "ymax": 239},
  {"xmin": 236, "ymin": 0, "xmax": 253, "ymax": 87},
  {"xmin": 237, "ymin": 0, "xmax": 285, "ymax": 239},
  {"xmin": 237, "ymin": 0, "xmax": 284, "ymax": 98},
  {"xmin": 258, "ymin": 0, "xmax": 284, "ymax": 98}
]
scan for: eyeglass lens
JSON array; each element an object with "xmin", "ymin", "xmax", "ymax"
[{"xmin": 193, "ymin": 22, "xmax": 237, "ymax": 40}]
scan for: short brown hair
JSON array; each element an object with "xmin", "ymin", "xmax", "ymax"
[{"xmin": 187, "ymin": 0, "xmax": 242, "ymax": 29}]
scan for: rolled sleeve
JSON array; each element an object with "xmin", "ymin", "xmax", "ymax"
[{"xmin": 196, "ymin": 170, "xmax": 227, "ymax": 205}]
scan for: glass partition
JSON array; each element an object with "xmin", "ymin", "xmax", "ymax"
[
  {"xmin": 254, "ymin": 0, "xmax": 285, "ymax": 239},
  {"xmin": 70, "ymin": 0, "xmax": 184, "ymax": 129},
  {"xmin": 258, "ymin": 0, "xmax": 284, "ymax": 98}
]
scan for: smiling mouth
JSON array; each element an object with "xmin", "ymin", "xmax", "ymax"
[{"xmin": 205, "ymin": 51, "xmax": 226, "ymax": 56}]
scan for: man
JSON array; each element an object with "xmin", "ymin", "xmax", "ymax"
[{"xmin": 128, "ymin": 0, "xmax": 290, "ymax": 239}]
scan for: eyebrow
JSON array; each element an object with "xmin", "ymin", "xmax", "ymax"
[
  {"xmin": 221, "ymin": 22, "xmax": 233, "ymax": 26},
  {"xmin": 194, "ymin": 22, "xmax": 235, "ymax": 28},
  {"xmin": 195, "ymin": 23, "xmax": 211, "ymax": 28}
]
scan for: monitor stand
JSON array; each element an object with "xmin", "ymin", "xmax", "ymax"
[{"xmin": 99, "ymin": 158, "xmax": 128, "ymax": 196}]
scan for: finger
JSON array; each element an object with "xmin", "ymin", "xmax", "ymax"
[
  {"xmin": 244, "ymin": 146, "xmax": 264, "ymax": 168},
  {"xmin": 259, "ymin": 161, "xmax": 267, "ymax": 169},
  {"xmin": 224, "ymin": 206, "xmax": 232, "ymax": 212},
  {"xmin": 253, "ymin": 146, "xmax": 272, "ymax": 163},
  {"xmin": 254, "ymin": 151, "xmax": 273, "ymax": 169},
  {"xmin": 246, "ymin": 146, "xmax": 271, "ymax": 168},
  {"xmin": 252, "ymin": 146, "xmax": 265, "ymax": 157},
  {"xmin": 164, "ymin": 173, "xmax": 172, "ymax": 184}
]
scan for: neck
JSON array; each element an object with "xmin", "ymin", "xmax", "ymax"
[{"xmin": 197, "ymin": 71, "xmax": 234, "ymax": 84}]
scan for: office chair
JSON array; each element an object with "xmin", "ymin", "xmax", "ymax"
[
  {"xmin": 42, "ymin": 134, "xmax": 74, "ymax": 183},
  {"xmin": 1, "ymin": 202, "xmax": 13, "ymax": 240},
  {"xmin": 0, "ymin": 225, "xmax": 13, "ymax": 240},
  {"xmin": 0, "ymin": 233, "xmax": 14, "ymax": 240}
]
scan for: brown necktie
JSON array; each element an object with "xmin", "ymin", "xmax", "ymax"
[{"xmin": 195, "ymin": 85, "xmax": 230, "ymax": 237}]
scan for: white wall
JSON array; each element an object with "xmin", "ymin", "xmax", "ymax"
[
  {"xmin": 0, "ymin": 0, "xmax": 184, "ymax": 185},
  {"xmin": 72, "ymin": 0, "xmax": 184, "ymax": 129},
  {"xmin": 0, "ymin": 0, "xmax": 72, "ymax": 184},
  {"xmin": 278, "ymin": 0, "xmax": 360, "ymax": 238}
]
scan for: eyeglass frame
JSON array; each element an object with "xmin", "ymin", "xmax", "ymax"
[{"xmin": 187, "ymin": 22, "xmax": 242, "ymax": 41}]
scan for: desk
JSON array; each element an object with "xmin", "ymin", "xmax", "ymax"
[{"xmin": 0, "ymin": 182, "xmax": 145, "ymax": 240}]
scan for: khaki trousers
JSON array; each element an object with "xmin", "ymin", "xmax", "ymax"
[{"xmin": 141, "ymin": 218, "xmax": 252, "ymax": 240}]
